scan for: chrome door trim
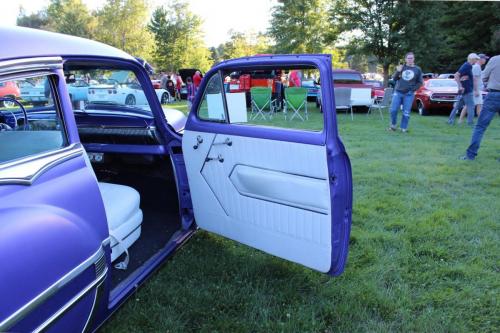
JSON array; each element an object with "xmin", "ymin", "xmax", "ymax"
[
  {"xmin": 0, "ymin": 57, "xmax": 63, "ymax": 77},
  {"xmin": 0, "ymin": 242, "xmax": 107, "ymax": 332},
  {"xmin": 32, "ymin": 266, "xmax": 108, "ymax": 333},
  {"xmin": 0, "ymin": 143, "xmax": 84, "ymax": 185}
]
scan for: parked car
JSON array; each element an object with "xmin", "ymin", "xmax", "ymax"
[
  {"xmin": 412, "ymin": 78, "xmax": 459, "ymax": 115},
  {"xmin": 88, "ymin": 72, "xmax": 171, "ymax": 105},
  {"xmin": 301, "ymin": 79, "xmax": 320, "ymax": 101},
  {"xmin": 19, "ymin": 79, "xmax": 48, "ymax": 105},
  {"xmin": 363, "ymin": 79, "xmax": 384, "ymax": 102},
  {"xmin": 0, "ymin": 81, "xmax": 20, "ymax": 107},
  {"xmin": 317, "ymin": 69, "xmax": 374, "ymax": 110},
  {"xmin": 438, "ymin": 73, "xmax": 455, "ymax": 79},
  {"xmin": 0, "ymin": 26, "xmax": 352, "ymax": 332}
]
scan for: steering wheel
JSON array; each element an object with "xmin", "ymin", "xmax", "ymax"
[{"xmin": 0, "ymin": 97, "xmax": 29, "ymax": 130}]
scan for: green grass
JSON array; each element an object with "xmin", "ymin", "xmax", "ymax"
[{"xmin": 103, "ymin": 102, "xmax": 499, "ymax": 333}]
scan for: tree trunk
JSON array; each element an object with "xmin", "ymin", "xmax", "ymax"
[{"xmin": 383, "ymin": 64, "xmax": 391, "ymax": 87}]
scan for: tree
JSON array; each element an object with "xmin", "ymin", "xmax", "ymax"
[
  {"xmin": 221, "ymin": 31, "xmax": 271, "ymax": 60},
  {"xmin": 331, "ymin": 0, "xmax": 412, "ymax": 85},
  {"xmin": 269, "ymin": 0, "xmax": 332, "ymax": 54},
  {"xmin": 16, "ymin": 7, "xmax": 49, "ymax": 29},
  {"xmin": 45, "ymin": 0, "xmax": 96, "ymax": 38},
  {"xmin": 95, "ymin": 0, "xmax": 154, "ymax": 59},
  {"xmin": 432, "ymin": 1, "xmax": 500, "ymax": 72},
  {"xmin": 148, "ymin": 1, "xmax": 212, "ymax": 72}
]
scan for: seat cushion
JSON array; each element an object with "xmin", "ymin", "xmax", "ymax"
[
  {"xmin": 98, "ymin": 182, "xmax": 141, "ymax": 230},
  {"xmin": 98, "ymin": 182, "xmax": 143, "ymax": 262}
]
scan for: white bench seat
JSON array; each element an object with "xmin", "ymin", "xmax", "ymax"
[{"xmin": 98, "ymin": 182, "xmax": 143, "ymax": 263}]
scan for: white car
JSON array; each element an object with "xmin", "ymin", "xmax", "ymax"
[{"xmin": 88, "ymin": 82, "xmax": 170, "ymax": 105}]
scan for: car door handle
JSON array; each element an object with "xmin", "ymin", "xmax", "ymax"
[
  {"xmin": 212, "ymin": 138, "xmax": 232, "ymax": 147},
  {"xmin": 193, "ymin": 135, "xmax": 203, "ymax": 149},
  {"xmin": 205, "ymin": 154, "xmax": 224, "ymax": 163}
]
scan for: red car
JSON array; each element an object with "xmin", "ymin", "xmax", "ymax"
[
  {"xmin": 0, "ymin": 81, "xmax": 20, "ymax": 107},
  {"xmin": 364, "ymin": 79, "xmax": 384, "ymax": 102},
  {"xmin": 412, "ymin": 79, "xmax": 459, "ymax": 115}
]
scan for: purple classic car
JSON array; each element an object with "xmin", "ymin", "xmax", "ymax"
[{"xmin": 0, "ymin": 27, "xmax": 352, "ymax": 332}]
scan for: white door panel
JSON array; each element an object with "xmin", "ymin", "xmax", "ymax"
[{"xmin": 183, "ymin": 130, "xmax": 333, "ymax": 272}]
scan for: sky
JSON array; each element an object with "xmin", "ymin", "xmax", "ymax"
[{"xmin": 1, "ymin": 0, "xmax": 276, "ymax": 47}]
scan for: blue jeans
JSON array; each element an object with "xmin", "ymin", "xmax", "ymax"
[
  {"xmin": 466, "ymin": 91, "xmax": 500, "ymax": 159},
  {"xmin": 390, "ymin": 90, "xmax": 415, "ymax": 130},
  {"xmin": 448, "ymin": 92, "xmax": 475, "ymax": 125}
]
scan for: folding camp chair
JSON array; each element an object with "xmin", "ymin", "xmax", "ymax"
[
  {"xmin": 250, "ymin": 87, "xmax": 274, "ymax": 120},
  {"xmin": 334, "ymin": 87, "xmax": 352, "ymax": 119},
  {"xmin": 350, "ymin": 88, "xmax": 372, "ymax": 119},
  {"xmin": 284, "ymin": 87, "xmax": 308, "ymax": 121},
  {"xmin": 368, "ymin": 88, "xmax": 393, "ymax": 120}
]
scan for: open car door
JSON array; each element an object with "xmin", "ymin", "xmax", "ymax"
[{"xmin": 182, "ymin": 55, "xmax": 352, "ymax": 275}]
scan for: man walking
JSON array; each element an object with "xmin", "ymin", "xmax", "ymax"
[
  {"xmin": 458, "ymin": 53, "xmax": 489, "ymax": 123},
  {"xmin": 388, "ymin": 52, "xmax": 423, "ymax": 133},
  {"xmin": 460, "ymin": 54, "xmax": 500, "ymax": 160},
  {"xmin": 447, "ymin": 53, "xmax": 480, "ymax": 125}
]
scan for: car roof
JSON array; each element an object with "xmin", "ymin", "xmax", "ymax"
[
  {"xmin": 332, "ymin": 69, "xmax": 361, "ymax": 74},
  {"xmin": 0, "ymin": 26, "xmax": 135, "ymax": 62}
]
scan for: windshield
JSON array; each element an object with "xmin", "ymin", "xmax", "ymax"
[
  {"xmin": 64, "ymin": 67, "xmax": 153, "ymax": 113},
  {"xmin": 428, "ymin": 79, "xmax": 458, "ymax": 88},
  {"xmin": 333, "ymin": 72, "xmax": 363, "ymax": 83}
]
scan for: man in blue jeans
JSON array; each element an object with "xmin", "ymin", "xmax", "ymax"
[
  {"xmin": 461, "ymin": 54, "xmax": 500, "ymax": 160},
  {"xmin": 388, "ymin": 52, "xmax": 423, "ymax": 133},
  {"xmin": 447, "ymin": 53, "xmax": 480, "ymax": 125}
]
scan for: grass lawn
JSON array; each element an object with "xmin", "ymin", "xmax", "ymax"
[{"xmin": 102, "ymin": 102, "xmax": 499, "ymax": 332}]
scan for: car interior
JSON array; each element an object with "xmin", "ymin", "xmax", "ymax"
[
  {"xmin": 0, "ymin": 66, "xmax": 186, "ymax": 290},
  {"xmin": 63, "ymin": 62, "xmax": 186, "ymax": 288}
]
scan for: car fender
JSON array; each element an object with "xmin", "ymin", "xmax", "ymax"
[{"xmin": 0, "ymin": 205, "xmax": 105, "ymax": 329}]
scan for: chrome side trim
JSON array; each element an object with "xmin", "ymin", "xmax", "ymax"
[
  {"xmin": 0, "ymin": 143, "xmax": 83, "ymax": 185},
  {"xmin": 0, "ymin": 242, "xmax": 107, "ymax": 332},
  {"xmin": 32, "ymin": 267, "xmax": 108, "ymax": 333},
  {"xmin": 0, "ymin": 57, "xmax": 63, "ymax": 77}
]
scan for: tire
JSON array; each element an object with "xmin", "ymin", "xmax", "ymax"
[
  {"xmin": 160, "ymin": 92, "xmax": 168, "ymax": 104},
  {"xmin": 417, "ymin": 100, "xmax": 428, "ymax": 116},
  {"xmin": 125, "ymin": 94, "xmax": 136, "ymax": 105}
]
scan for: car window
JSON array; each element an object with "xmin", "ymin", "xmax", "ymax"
[
  {"xmin": 333, "ymin": 72, "xmax": 363, "ymax": 83},
  {"xmin": 198, "ymin": 66, "xmax": 323, "ymax": 131},
  {"xmin": 197, "ymin": 72, "xmax": 226, "ymax": 122},
  {"xmin": 64, "ymin": 67, "xmax": 154, "ymax": 114},
  {"xmin": 0, "ymin": 74, "xmax": 67, "ymax": 163}
]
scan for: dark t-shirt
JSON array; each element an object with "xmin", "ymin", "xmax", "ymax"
[{"xmin": 458, "ymin": 62, "xmax": 473, "ymax": 94}]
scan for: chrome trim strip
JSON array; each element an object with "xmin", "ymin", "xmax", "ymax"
[
  {"xmin": 0, "ymin": 143, "xmax": 84, "ymax": 185},
  {"xmin": 32, "ymin": 267, "xmax": 108, "ymax": 333},
  {"xmin": 430, "ymin": 98, "xmax": 457, "ymax": 102},
  {"xmin": 0, "ymin": 242, "xmax": 107, "ymax": 331},
  {"xmin": 0, "ymin": 57, "xmax": 63, "ymax": 77}
]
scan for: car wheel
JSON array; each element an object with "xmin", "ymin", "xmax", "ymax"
[
  {"xmin": 125, "ymin": 94, "xmax": 136, "ymax": 105},
  {"xmin": 417, "ymin": 100, "xmax": 428, "ymax": 116},
  {"xmin": 161, "ymin": 92, "xmax": 168, "ymax": 104}
]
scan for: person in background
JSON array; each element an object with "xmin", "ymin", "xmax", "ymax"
[
  {"xmin": 447, "ymin": 53, "xmax": 480, "ymax": 125},
  {"xmin": 160, "ymin": 72, "xmax": 168, "ymax": 90},
  {"xmin": 186, "ymin": 77, "xmax": 195, "ymax": 111},
  {"xmin": 387, "ymin": 52, "xmax": 423, "ymax": 133},
  {"xmin": 193, "ymin": 71, "xmax": 202, "ymax": 92},
  {"xmin": 166, "ymin": 75, "xmax": 175, "ymax": 101},
  {"xmin": 460, "ymin": 54, "xmax": 500, "ymax": 160},
  {"xmin": 458, "ymin": 53, "xmax": 489, "ymax": 123},
  {"xmin": 288, "ymin": 70, "xmax": 302, "ymax": 87},
  {"xmin": 175, "ymin": 73, "xmax": 183, "ymax": 101}
]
